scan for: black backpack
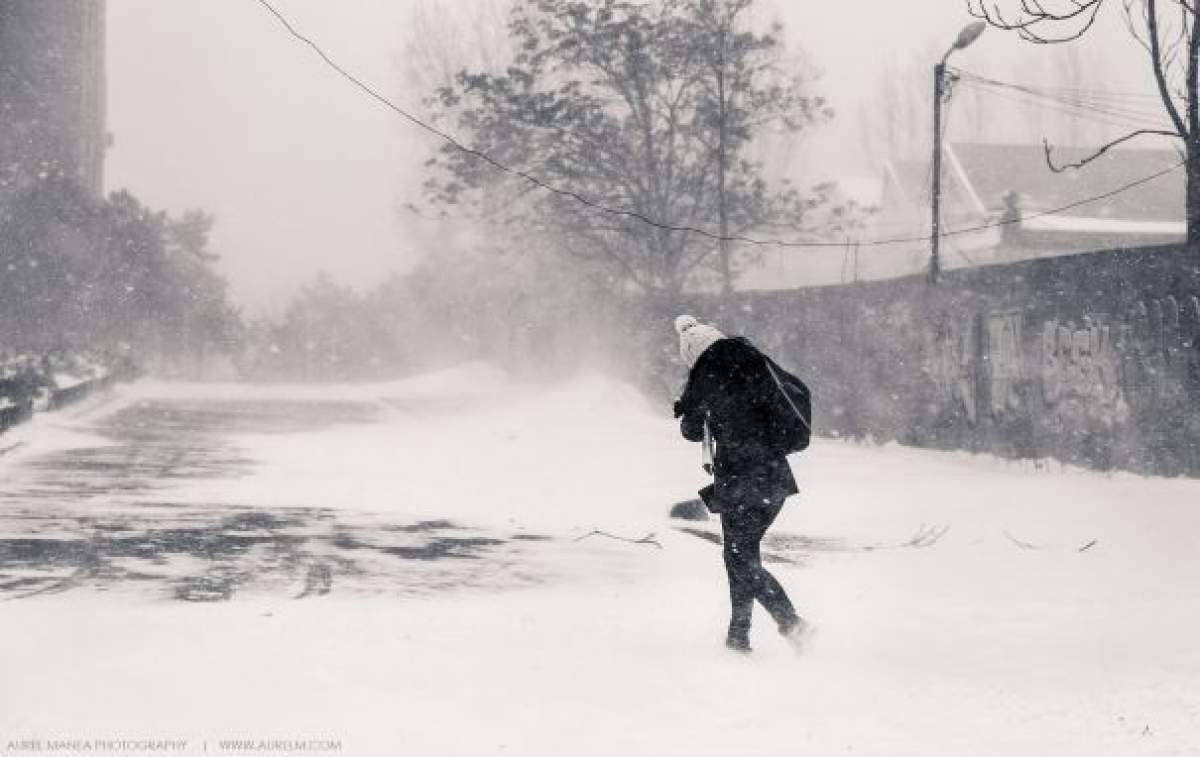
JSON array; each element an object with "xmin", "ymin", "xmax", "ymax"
[{"xmin": 761, "ymin": 355, "xmax": 812, "ymax": 453}]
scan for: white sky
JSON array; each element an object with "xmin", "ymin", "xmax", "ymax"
[
  {"xmin": 108, "ymin": 0, "xmax": 420, "ymax": 315},
  {"xmin": 106, "ymin": 1, "xmax": 1155, "ymax": 314}
]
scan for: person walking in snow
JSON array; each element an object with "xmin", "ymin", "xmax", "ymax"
[{"xmin": 673, "ymin": 315, "xmax": 810, "ymax": 653}]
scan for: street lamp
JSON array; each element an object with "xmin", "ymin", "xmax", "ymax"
[{"xmin": 930, "ymin": 21, "xmax": 986, "ymax": 284}]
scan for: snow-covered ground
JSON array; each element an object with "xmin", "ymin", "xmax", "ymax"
[{"xmin": 2, "ymin": 364, "xmax": 1199, "ymax": 756}]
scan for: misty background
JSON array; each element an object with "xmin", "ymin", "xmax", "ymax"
[
  {"xmin": 106, "ymin": 0, "xmax": 1160, "ymax": 314},
  {"xmin": 2, "ymin": 0, "xmax": 1188, "ymax": 398}
]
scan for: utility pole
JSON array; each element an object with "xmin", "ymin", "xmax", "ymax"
[
  {"xmin": 930, "ymin": 22, "xmax": 986, "ymax": 285},
  {"xmin": 930, "ymin": 60, "xmax": 946, "ymax": 285}
]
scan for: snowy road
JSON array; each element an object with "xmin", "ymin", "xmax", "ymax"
[
  {"xmin": 2, "ymin": 366, "xmax": 1199, "ymax": 756},
  {"xmin": 0, "ymin": 395, "xmax": 584, "ymax": 602},
  {"xmin": 0, "ymin": 390, "xmax": 826, "ymax": 603}
]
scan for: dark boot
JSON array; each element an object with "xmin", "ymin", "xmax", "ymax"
[
  {"xmin": 780, "ymin": 615, "xmax": 814, "ymax": 654},
  {"xmin": 725, "ymin": 632, "xmax": 752, "ymax": 654}
]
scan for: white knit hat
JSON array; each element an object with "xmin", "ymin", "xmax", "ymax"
[{"xmin": 675, "ymin": 314, "xmax": 725, "ymax": 368}]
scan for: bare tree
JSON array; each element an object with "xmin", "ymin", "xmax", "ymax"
[
  {"xmin": 857, "ymin": 47, "xmax": 939, "ymax": 166},
  {"xmin": 398, "ymin": 0, "xmax": 512, "ymax": 95},
  {"xmin": 968, "ymin": 0, "xmax": 1198, "ymax": 244},
  {"xmin": 854, "ymin": 42, "xmax": 1008, "ymax": 171},
  {"xmin": 684, "ymin": 0, "xmax": 820, "ymax": 297}
]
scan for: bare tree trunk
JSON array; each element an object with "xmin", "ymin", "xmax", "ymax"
[
  {"xmin": 716, "ymin": 35, "xmax": 732, "ymax": 301},
  {"xmin": 1187, "ymin": 141, "xmax": 1200, "ymax": 248},
  {"xmin": 1186, "ymin": 7, "xmax": 1200, "ymax": 250}
]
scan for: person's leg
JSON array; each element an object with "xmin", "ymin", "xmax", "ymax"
[
  {"xmin": 748, "ymin": 500, "xmax": 800, "ymax": 632},
  {"xmin": 720, "ymin": 510, "xmax": 757, "ymax": 650},
  {"xmin": 721, "ymin": 499, "xmax": 798, "ymax": 645}
]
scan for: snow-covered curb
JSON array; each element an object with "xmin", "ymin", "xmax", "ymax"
[{"xmin": 0, "ymin": 381, "xmax": 132, "ymax": 466}]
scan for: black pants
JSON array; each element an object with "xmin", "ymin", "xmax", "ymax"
[{"xmin": 719, "ymin": 496, "xmax": 798, "ymax": 645}]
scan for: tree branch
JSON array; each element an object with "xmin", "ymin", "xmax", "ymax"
[
  {"xmin": 1149, "ymin": 0, "xmax": 1191, "ymax": 136},
  {"xmin": 573, "ymin": 530, "xmax": 663, "ymax": 549},
  {"xmin": 969, "ymin": 0, "xmax": 1103, "ymax": 38},
  {"xmin": 1003, "ymin": 529, "xmax": 1040, "ymax": 550},
  {"xmin": 1188, "ymin": 3, "xmax": 1200, "ymax": 135},
  {"xmin": 1043, "ymin": 129, "xmax": 1181, "ymax": 172}
]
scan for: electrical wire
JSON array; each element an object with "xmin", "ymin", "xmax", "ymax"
[
  {"xmin": 955, "ymin": 81, "xmax": 1167, "ymax": 128},
  {"xmin": 255, "ymin": 0, "xmax": 1187, "ymax": 250},
  {"xmin": 956, "ymin": 81, "xmax": 1169, "ymax": 134},
  {"xmin": 949, "ymin": 66, "xmax": 1173, "ymax": 131}
]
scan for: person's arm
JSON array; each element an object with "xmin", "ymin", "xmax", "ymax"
[
  {"xmin": 679, "ymin": 406, "xmax": 705, "ymax": 442},
  {"xmin": 675, "ymin": 372, "xmax": 707, "ymax": 442}
]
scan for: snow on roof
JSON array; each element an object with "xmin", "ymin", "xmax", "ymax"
[
  {"xmin": 1022, "ymin": 215, "xmax": 1186, "ymax": 236},
  {"xmin": 952, "ymin": 142, "xmax": 1183, "ymax": 221},
  {"xmin": 883, "ymin": 142, "xmax": 1184, "ymax": 223},
  {"xmin": 52, "ymin": 373, "xmax": 88, "ymax": 390}
]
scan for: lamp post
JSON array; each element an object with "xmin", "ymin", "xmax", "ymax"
[{"xmin": 930, "ymin": 21, "xmax": 986, "ymax": 284}]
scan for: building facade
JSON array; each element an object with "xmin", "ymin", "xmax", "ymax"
[{"xmin": 0, "ymin": 0, "xmax": 107, "ymax": 203}]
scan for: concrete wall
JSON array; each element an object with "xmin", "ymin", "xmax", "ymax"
[{"xmin": 691, "ymin": 244, "xmax": 1200, "ymax": 475}]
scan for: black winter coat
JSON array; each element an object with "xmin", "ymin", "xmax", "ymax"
[{"xmin": 674, "ymin": 337, "xmax": 798, "ymax": 504}]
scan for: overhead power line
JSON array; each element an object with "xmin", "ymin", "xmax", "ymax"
[
  {"xmin": 950, "ymin": 67, "xmax": 1168, "ymax": 109},
  {"xmin": 255, "ymin": 0, "xmax": 1187, "ymax": 250},
  {"xmin": 957, "ymin": 75, "xmax": 1169, "ymax": 127},
  {"xmin": 949, "ymin": 67, "xmax": 1174, "ymax": 132},
  {"xmin": 956, "ymin": 83, "xmax": 1168, "ymax": 134}
]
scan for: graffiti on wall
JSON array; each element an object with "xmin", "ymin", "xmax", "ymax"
[
  {"xmin": 1117, "ymin": 295, "xmax": 1200, "ymax": 402},
  {"xmin": 1040, "ymin": 316, "xmax": 1126, "ymax": 425},
  {"xmin": 1186, "ymin": 295, "xmax": 1200, "ymax": 390},
  {"xmin": 928, "ymin": 311, "xmax": 1023, "ymax": 424},
  {"xmin": 928, "ymin": 315, "xmax": 979, "ymax": 425},
  {"xmin": 928, "ymin": 294, "xmax": 1200, "ymax": 429},
  {"xmin": 987, "ymin": 311, "xmax": 1022, "ymax": 418}
]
